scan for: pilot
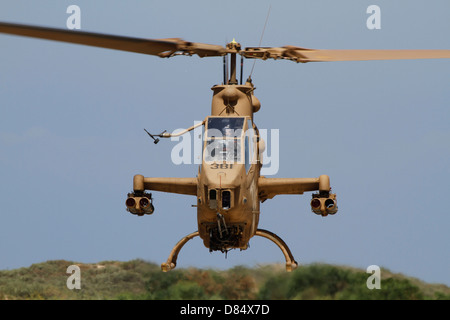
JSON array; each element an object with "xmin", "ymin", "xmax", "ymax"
[{"xmin": 224, "ymin": 124, "xmax": 234, "ymax": 137}]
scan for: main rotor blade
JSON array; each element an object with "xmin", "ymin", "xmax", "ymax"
[
  {"xmin": 242, "ymin": 46, "xmax": 450, "ymax": 63},
  {"xmin": 0, "ymin": 22, "xmax": 226, "ymax": 58}
]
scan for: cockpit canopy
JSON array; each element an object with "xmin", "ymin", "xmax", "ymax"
[
  {"xmin": 204, "ymin": 116, "xmax": 246, "ymax": 164},
  {"xmin": 206, "ymin": 117, "xmax": 245, "ymax": 137}
]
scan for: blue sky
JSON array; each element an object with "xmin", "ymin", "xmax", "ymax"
[{"xmin": 0, "ymin": 0, "xmax": 449, "ymax": 286}]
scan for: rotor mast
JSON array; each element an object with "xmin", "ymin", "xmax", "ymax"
[{"xmin": 225, "ymin": 39, "xmax": 241, "ymax": 85}]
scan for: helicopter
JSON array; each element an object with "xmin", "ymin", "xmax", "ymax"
[{"xmin": 1, "ymin": 22, "xmax": 449, "ymax": 272}]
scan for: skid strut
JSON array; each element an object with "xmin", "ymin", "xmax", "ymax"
[
  {"xmin": 255, "ymin": 229, "xmax": 298, "ymax": 272},
  {"xmin": 161, "ymin": 229, "xmax": 298, "ymax": 272},
  {"xmin": 161, "ymin": 231, "xmax": 199, "ymax": 272}
]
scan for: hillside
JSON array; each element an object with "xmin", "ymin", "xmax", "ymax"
[{"xmin": 0, "ymin": 260, "xmax": 448, "ymax": 300}]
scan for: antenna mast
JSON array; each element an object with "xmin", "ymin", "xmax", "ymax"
[{"xmin": 249, "ymin": 5, "xmax": 271, "ymax": 79}]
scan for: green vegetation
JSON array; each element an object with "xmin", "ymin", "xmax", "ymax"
[{"xmin": 0, "ymin": 260, "xmax": 448, "ymax": 300}]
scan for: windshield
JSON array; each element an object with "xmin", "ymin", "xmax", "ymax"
[
  {"xmin": 206, "ymin": 117, "xmax": 245, "ymax": 138},
  {"xmin": 204, "ymin": 117, "xmax": 245, "ymax": 163}
]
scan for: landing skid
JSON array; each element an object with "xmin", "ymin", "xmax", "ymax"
[
  {"xmin": 255, "ymin": 229, "xmax": 298, "ymax": 272},
  {"xmin": 161, "ymin": 228, "xmax": 298, "ymax": 272},
  {"xmin": 161, "ymin": 231, "xmax": 199, "ymax": 272}
]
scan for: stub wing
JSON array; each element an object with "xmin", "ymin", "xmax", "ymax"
[
  {"xmin": 258, "ymin": 176, "xmax": 329, "ymax": 201},
  {"xmin": 125, "ymin": 175, "xmax": 197, "ymax": 215},
  {"xmin": 133, "ymin": 175, "xmax": 197, "ymax": 196}
]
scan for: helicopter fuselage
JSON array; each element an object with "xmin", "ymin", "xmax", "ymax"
[
  {"xmin": 194, "ymin": 82, "xmax": 262, "ymax": 253},
  {"xmin": 196, "ymin": 113, "xmax": 262, "ymax": 253}
]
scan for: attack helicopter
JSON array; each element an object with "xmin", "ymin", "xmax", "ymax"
[{"xmin": 1, "ymin": 22, "xmax": 449, "ymax": 272}]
